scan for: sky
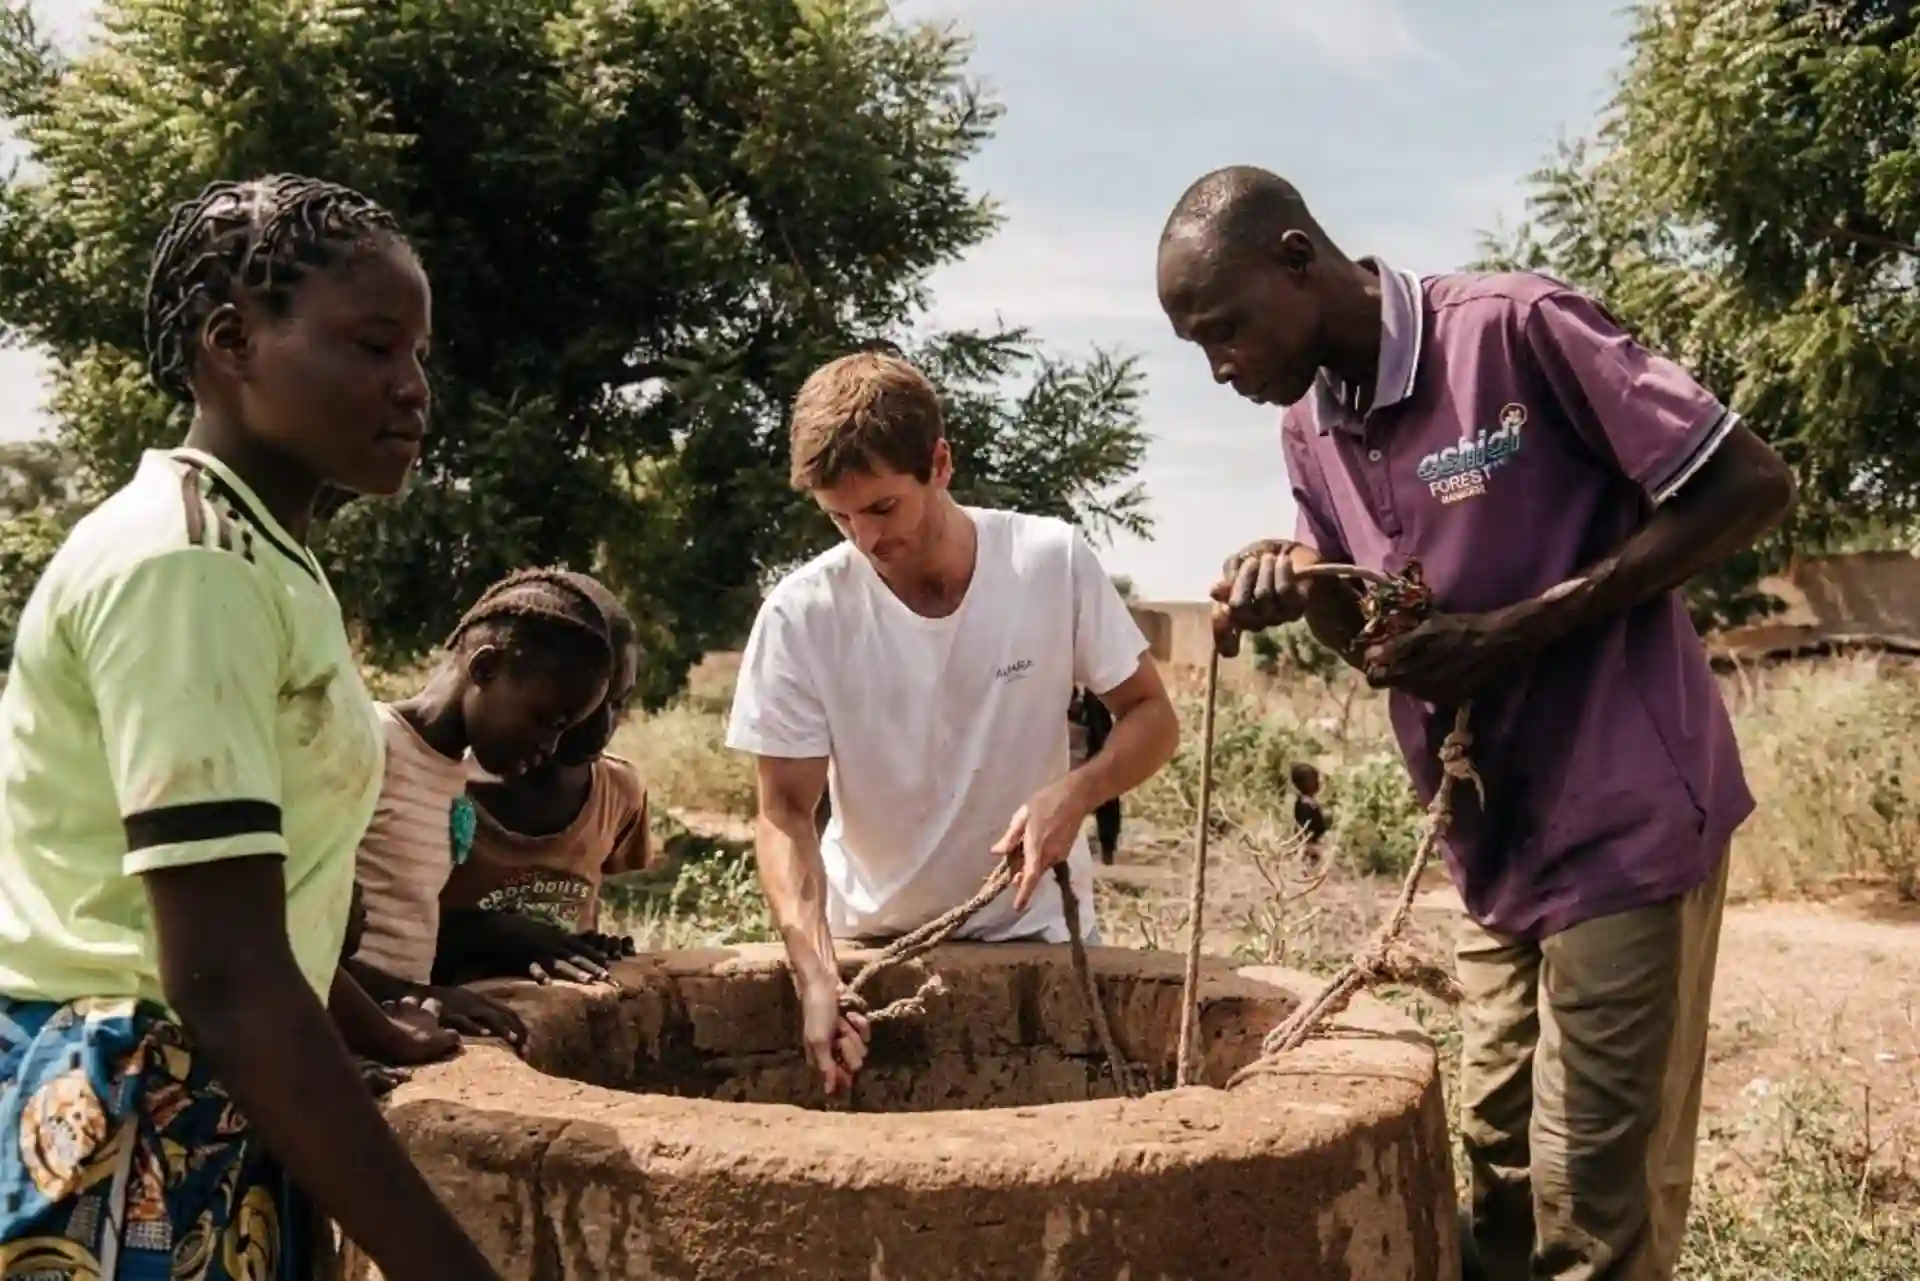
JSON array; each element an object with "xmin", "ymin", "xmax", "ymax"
[{"xmin": 1, "ymin": 0, "xmax": 1635, "ymax": 600}]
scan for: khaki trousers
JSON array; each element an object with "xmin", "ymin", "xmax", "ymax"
[{"xmin": 1455, "ymin": 849, "xmax": 1729, "ymax": 1281}]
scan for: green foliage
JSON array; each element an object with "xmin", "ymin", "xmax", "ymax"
[
  {"xmin": 1248, "ymin": 620, "xmax": 1342, "ymax": 682},
  {"xmin": 1145, "ymin": 685, "xmax": 1326, "ymax": 826},
  {"xmin": 1324, "ymin": 749, "xmax": 1424, "ymax": 877},
  {"xmin": 1134, "ymin": 677, "xmax": 1425, "ymax": 880},
  {"xmin": 0, "ymin": 441, "xmax": 82, "ymax": 667},
  {"xmin": 603, "ymin": 827, "xmax": 775, "ymax": 948},
  {"xmin": 0, "ymin": 0, "xmax": 1152, "ymax": 701},
  {"xmin": 0, "ymin": 506, "xmax": 64, "ymax": 667},
  {"xmin": 1480, "ymin": 0, "xmax": 1920, "ymax": 628}
]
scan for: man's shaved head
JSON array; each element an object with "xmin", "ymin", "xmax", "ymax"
[
  {"xmin": 1160, "ymin": 166, "xmax": 1331, "ymax": 265},
  {"xmin": 1156, "ymin": 166, "xmax": 1352, "ymax": 410}
]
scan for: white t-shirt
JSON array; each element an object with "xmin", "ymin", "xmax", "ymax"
[{"xmin": 726, "ymin": 508, "xmax": 1148, "ymax": 943}]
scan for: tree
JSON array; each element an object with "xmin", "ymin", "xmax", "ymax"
[
  {"xmin": 0, "ymin": 439, "xmax": 76, "ymax": 515},
  {"xmin": 0, "ymin": 440, "xmax": 80, "ymax": 666},
  {"xmin": 0, "ymin": 0, "xmax": 1151, "ymax": 702},
  {"xmin": 1478, "ymin": 0, "xmax": 1920, "ymax": 629}
]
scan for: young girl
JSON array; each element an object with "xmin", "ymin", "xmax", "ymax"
[
  {"xmin": 436, "ymin": 576, "xmax": 650, "ymax": 986},
  {"xmin": 344, "ymin": 570, "xmax": 616, "ymax": 1022},
  {"xmin": 0, "ymin": 177, "xmax": 499, "ymax": 1278}
]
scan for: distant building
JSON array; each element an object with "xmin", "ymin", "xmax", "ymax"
[
  {"xmin": 1713, "ymin": 551, "xmax": 1920, "ymax": 663},
  {"xmin": 1132, "ymin": 551, "xmax": 1920, "ymax": 673},
  {"xmin": 1129, "ymin": 600, "xmax": 1246, "ymax": 670}
]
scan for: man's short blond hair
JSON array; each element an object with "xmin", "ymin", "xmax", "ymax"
[{"xmin": 788, "ymin": 351, "xmax": 944, "ymax": 491}]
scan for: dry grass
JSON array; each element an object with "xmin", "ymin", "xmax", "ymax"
[
  {"xmin": 1721, "ymin": 660, "xmax": 1920, "ymax": 899},
  {"xmin": 621, "ymin": 696, "xmax": 757, "ymax": 821},
  {"xmin": 610, "ymin": 651, "xmax": 1920, "ymax": 1271},
  {"xmin": 628, "ymin": 652, "xmax": 1920, "ymax": 904}
]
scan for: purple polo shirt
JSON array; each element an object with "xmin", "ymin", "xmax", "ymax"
[{"xmin": 1282, "ymin": 262, "xmax": 1753, "ymax": 939}]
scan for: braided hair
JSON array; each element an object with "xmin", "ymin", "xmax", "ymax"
[
  {"xmin": 569, "ymin": 574, "xmax": 637, "ymax": 662},
  {"xmin": 447, "ymin": 568, "xmax": 616, "ymax": 678},
  {"xmin": 143, "ymin": 174, "xmax": 406, "ymax": 403}
]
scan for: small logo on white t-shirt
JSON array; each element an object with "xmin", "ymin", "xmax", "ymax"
[{"xmin": 994, "ymin": 659, "xmax": 1034, "ymax": 682}]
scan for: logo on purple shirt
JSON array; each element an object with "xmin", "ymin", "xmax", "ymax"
[{"xmin": 1417, "ymin": 403, "xmax": 1527, "ymax": 504}]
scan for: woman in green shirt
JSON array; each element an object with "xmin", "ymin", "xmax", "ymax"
[{"xmin": 0, "ymin": 176, "xmax": 497, "ymax": 1280}]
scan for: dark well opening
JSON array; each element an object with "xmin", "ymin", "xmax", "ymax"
[{"xmin": 523, "ymin": 948, "xmax": 1295, "ymax": 1113}]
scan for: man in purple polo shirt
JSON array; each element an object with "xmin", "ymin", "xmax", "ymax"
[{"xmin": 1156, "ymin": 167, "xmax": 1795, "ymax": 1281}]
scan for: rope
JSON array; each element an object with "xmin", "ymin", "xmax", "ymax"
[
  {"xmin": 1174, "ymin": 648, "xmax": 1221, "ymax": 1087},
  {"xmin": 1228, "ymin": 702, "xmax": 1476, "ymax": 1088},
  {"xmin": 837, "ymin": 855, "xmax": 1143, "ymax": 1097},
  {"xmin": 1053, "ymin": 863, "xmax": 1137, "ymax": 1097},
  {"xmin": 1169, "ymin": 557, "xmax": 1481, "ymax": 1091}
]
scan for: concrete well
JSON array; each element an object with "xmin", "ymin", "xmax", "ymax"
[{"xmin": 373, "ymin": 944, "xmax": 1458, "ymax": 1280}]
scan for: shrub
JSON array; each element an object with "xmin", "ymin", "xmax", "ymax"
[{"xmin": 0, "ymin": 508, "xmax": 67, "ymax": 668}]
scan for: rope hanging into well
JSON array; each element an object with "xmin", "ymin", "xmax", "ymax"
[
  {"xmin": 1194, "ymin": 559, "xmax": 1478, "ymax": 1090},
  {"xmin": 1174, "ymin": 649, "xmax": 1221, "ymax": 1087},
  {"xmin": 838, "ymin": 860, "xmax": 1142, "ymax": 1098}
]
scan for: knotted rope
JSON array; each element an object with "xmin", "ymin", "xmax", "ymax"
[
  {"xmin": 838, "ymin": 859, "xmax": 1142, "ymax": 1097},
  {"xmin": 838, "ymin": 860, "xmax": 1018, "ymax": 1024},
  {"xmin": 1177, "ymin": 559, "xmax": 1481, "ymax": 1090},
  {"xmin": 1227, "ymin": 702, "xmax": 1475, "ymax": 1086}
]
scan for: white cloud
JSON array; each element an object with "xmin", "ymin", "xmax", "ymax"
[
  {"xmin": 917, "ymin": 166, "xmax": 1531, "ymax": 341},
  {"xmin": 1231, "ymin": 0, "xmax": 1429, "ymax": 78},
  {"xmin": 894, "ymin": 0, "xmax": 1430, "ymax": 78},
  {"xmin": 1101, "ymin": 428, "xmax": 1298, "ymax": 602},
  {"xmin": 916, "ymin": 213, "xmax": 1159, "ymax": 334},
  {"xmin": 15, "ymin": 0, "xmax": 95, "ymax": 51}
]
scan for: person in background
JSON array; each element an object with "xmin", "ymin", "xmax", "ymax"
[
  {"xmin": 343, "ymin": 568, "xmax": 619, "ymax": 1038},
  {"xmin": 0, "ymin": 174, "xmax": 501, "ymax": 1279},
  {"xmin": 1069, "ymin": 687, "xmax": 1123, "ymax": 864},
  {"xmin": 1289, "ymin": 762, "xmax": 1330, "ymax": 864},
  {"xmin": 436, "ymin": 576, "xmax": 650, "ymax": 987}
]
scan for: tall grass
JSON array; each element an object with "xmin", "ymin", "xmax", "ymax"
[
  {"xmin": 620, "ymin": 697, "xmax": 757, "ymax": 820},
  {"xmin": 1120, "ymin": 654, "xmax": 1920, "ymax": 900},
  {"xmin": 627, "ymin": 651, "xmax": 1920, "ymax": 902},
  {"xmin": 1724, "ymin": 661, "xmax": 1920, "ymax": 899}
]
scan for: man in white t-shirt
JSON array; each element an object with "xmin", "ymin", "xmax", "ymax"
[{"xmin": 726, "ymin": 351, "xmax": 1181, "ymax": 1096}]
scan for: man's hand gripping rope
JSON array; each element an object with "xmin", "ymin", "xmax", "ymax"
[
  {"xmin": 831, "ymin": 848, "xmax": 1141, "ymax": 1099},
  {"xmin": 1211, "ymin": 560, "xmax": 1478, "ymax": 1088}
]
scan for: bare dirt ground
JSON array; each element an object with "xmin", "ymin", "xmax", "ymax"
[
  {"xmin": 1403, "ymin": 878, "xmax": 1919, "ymax": 1182},
  {"xmin": 1690, "ymin": 890, "xmax": 1920, "ymax": 1177},
  {"xmin": 1107, "ymin": 832, "xmax": 1920, "ymax": 1189}
]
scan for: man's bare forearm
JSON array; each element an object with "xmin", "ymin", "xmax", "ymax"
[
  {"xmin": 1500, "ymin": 428, "xmax": 1796, "ymax": 652},
  {"xmin": 753, "ymin": 809, "xmax": 840, "ymax": 995}
]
